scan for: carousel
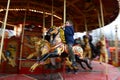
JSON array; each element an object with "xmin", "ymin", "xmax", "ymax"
[{"xmin": 0, "ymin": 0, "xmax": 120, "ymax": 80}]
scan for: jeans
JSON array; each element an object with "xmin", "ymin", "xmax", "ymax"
[{"xmin": 67, "ymin": 43, "xmax": 77, "ymax": 66}]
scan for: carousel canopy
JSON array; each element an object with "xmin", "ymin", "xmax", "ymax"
[{"xmin": 0, "ymin": 0, "xmax": 119, "ymax": 32}]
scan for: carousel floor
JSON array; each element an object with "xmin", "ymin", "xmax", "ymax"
[{"xmin": 0, "ymin": 61, "xmax": 120, "ymax": 80}]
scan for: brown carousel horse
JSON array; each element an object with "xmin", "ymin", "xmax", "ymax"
[
  {"xmin": 26, "ymin": 36, "xmax": 51, "ymax": 60},
  {"xmin": 83, "ymin": 36, "xmax": 92, "ymax": 59},
  {"xmin": 0, "ymin": 31, "xmax": 17, "ymax": 67},
  {"xmin": 30, "ymin": 27, "xmax": 92, "ymax": 72}
]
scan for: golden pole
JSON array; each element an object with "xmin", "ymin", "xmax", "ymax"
[
  {"xmin": 84, "ymin": 17, "xmax": 88, "ymax": 32},
  {"xmin": 100, "ymin": 0, "xmax": 104, "ymax": 27},
  {"xmin": 97, "ymin": 11, "xmax": 102, "ymax": 37},
  {"xmin": 99, "ymin": 0, "xmax": 108, "ymax": 80},
  {"xmin": 115, "ymin": 25, "xmax": 118, "ymax": 65},
  {"xmin": 62, "ymin": 0, "xmax": 67, "ymax": 79},
  {"xmin": 42, "ymin": 10, "xmax": 45, "ymax": 40},
  {"xmin": 51, "ymin": 0, "xmax": 54, "ymax": 27},
  {"xmin": 19, "ymin": 8, "xmax": 27, "ymax": 70},
  {"xmin": 0, "ymin": 0, "xmax": 10, "ymax": 63},
  {"xmin": 63, "ymin": 0, "xmax": 66, "ymax": 24}
]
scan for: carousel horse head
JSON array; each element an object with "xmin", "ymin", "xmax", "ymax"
[
  {"xmin": 30, "ymin": 36, "xmax": 41, "ymax": 43},
  {"xmin": 83, "ymin": 35, "xmax": 89, "ymax": 43},
  {"xmin": 100, "ymin": 35, "xmax": 105, "ymax": 41},
  {"xmin": 47, "ymin": 26, "xmax": 57, "ymax": 35},
  {"xmin": 30, "ymin": 36, "xmax": 51, "ymax": 55},
  {"xmin": 45, "ymin": 26, "xmax": 58, "ymax": 42}
]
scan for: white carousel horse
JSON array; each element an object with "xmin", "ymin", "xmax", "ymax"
[{"xmin": 30, "ymin": 27, "xmax": 92, "ymax": 72}]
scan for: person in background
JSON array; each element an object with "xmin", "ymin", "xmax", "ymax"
[{"xmin": 64, "ymin": 20, "xmax": 78, "ymax": 69}]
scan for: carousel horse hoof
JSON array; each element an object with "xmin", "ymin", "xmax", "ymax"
[
  {"xmin": 89, "ymin": 66, "xmax": 93, "ymax": 70},
  {"xmin": 29, "ymin": 68, "xmax": 35, "ymax": 72},
  {"xmin": 73, "ymin": 69, "xmax": 79, "ymax": 74},
  {"xmin": 29, "ymin": 69, "xmax": 33, "ymax": 72},
  {"xmin": 83, "ymin": 68, "xmax": 86, "ymax": 70},
  {"xmin": 99, "ymin": 62, "xmax": 102, "ymax": 64}
]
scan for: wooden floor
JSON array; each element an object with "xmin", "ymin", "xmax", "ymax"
[{"xmin": 0, "ymin": 61, "xmax": 120, "ymax": 80}]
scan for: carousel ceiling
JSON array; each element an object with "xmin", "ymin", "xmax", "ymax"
[{"xmin": 0, "ymin": 0, "xmax": 119, "ymax": 32}]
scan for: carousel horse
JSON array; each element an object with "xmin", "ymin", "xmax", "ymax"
[
  {"xmin": 30, "ymin": 26, "xmax": 92, "ymax": 72},
  {"xmin": 29, "ymin": 26, "xmax": 66, "ymax": 72},
  {"xmin": 99, "ymin": 35, "xmax": 108, "ymax": 63},
  {"xmin": 5, "ymin": 38, "xmax": 18, "ymax": 67},
  {"xmin": 26, "ymin": 36, "xmax": 51, "ymax": 60},
  {"xmin": 83, "ymin": 36, "xmax": 92, "ymax": 60},
  {"xmin": 0, "ymin": 31, "xmax": 17, "ymax": 67}
]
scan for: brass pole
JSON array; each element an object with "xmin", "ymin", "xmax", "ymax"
[
  {"xmin": 99, "ymin": 0, "xmax": 108, "ymax": 79},
  {"xmin": 42, "ymin": 10, "xmax": 45, "ymax": 40},
  {"xmin": 63, "ymin": 0, "xmax": 66, "ymax": 23},
  {"xmin": 84, "ymin": 17, "xmax": 88, "ymax": 32},
  {"xmin": 115, "ymin": 25, "xmax": 118, "ymax": 64},
  {"xmin": 51, "ymin": 0, "xmax": 54, "ymax": 26},
  {"xmin": 0, "ymin": 0, "xmax": 10, "ymax": 63},
  {"xmin": 97, "ymin": 11, "xmax": 102, "ymax": 36},
  {"xmin": 19, "ymin": 8, "xmax": 27, "ymax": 70}
]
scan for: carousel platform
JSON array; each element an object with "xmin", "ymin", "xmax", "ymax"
[{"xmin": 0, "ymin": 61, "xmax": 120, "ymax": 80}]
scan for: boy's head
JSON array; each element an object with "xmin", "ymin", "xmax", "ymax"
[{"xmin": 65, "ymin": 20, "xmax": 73, "ymax": 26}]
